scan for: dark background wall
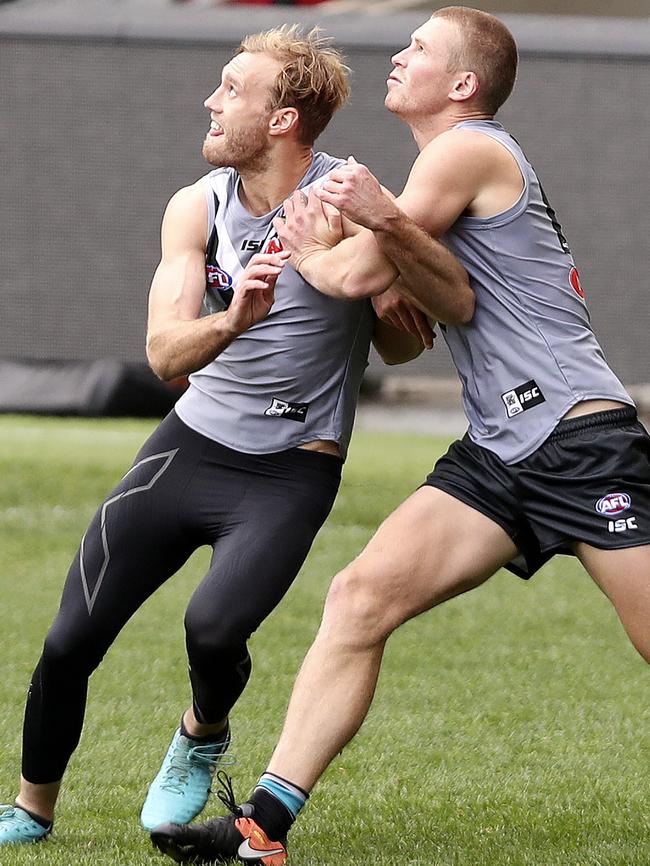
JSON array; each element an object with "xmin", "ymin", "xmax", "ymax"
[{"xmin": 2, "ymin": 3, "xmax": 649, "ymax": 384}]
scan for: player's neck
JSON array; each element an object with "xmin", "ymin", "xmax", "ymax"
[
  {"xmin": 238, "ymin": 146, "xmax": 314, "ymax": 217},
  {"xmin": 410, "ymin": 108, "xmax": 494, "ymax": 151}
]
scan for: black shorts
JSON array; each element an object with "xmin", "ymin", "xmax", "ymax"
[{"xmin": 425, "ymin": 407, "xmax": 650, "ymax": 578}]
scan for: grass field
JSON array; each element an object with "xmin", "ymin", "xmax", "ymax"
[{"xmin": 1, "ymin": 415, "xmax": 649, "ymax": 866}]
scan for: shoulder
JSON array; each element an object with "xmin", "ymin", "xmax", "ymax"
[
  {"xmin": 420, "ymin": 126, "xmax": 504, "ymax": 166},
  {"xmin": 311, "ymin": 151, "xmax": 346, "ymax": 177},
  {"xmin": 164, "ymin": 181, "xmax": 208, "ymax": 221},
  {"xmin": 201, "ymin": 166, "xmax": 237, "ymax": 195},
  {"xmin": 161, "ymin": 181, "xmax": 209, "ymax": 249},
  {"xmin": 407, "ymin": 128, "xmax": 518, "ymax": 196}
]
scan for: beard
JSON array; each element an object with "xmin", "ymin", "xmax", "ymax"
[
  {"xmin": 202, "ymin": 120, "xmax": 271, "ymax": 174},
  {"xmin": 384, "ymin": 87, "xmax": 409, "ymax": 117},
  {"xmin": 384, "ymin": 89, "xmax": 397, "ymax": 114}
]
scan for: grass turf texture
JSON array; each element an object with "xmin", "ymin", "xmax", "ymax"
[{"xmin": 0, "ymin": 415, "xmax": 648, "ymax": 866}]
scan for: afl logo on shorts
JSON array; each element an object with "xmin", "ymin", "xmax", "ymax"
[{"xmin": 595, "ymin": 492, "xmax": 631, "ymax": 516}]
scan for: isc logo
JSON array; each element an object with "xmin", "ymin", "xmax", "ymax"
[
  {"xmin": 595, "ymin": 492, "xmax": 631, "ymax": 516},
  {"xmin": 241, "ymin": 237, "xmax": 284, "ymax": 254},
  {"xmin": 608, "ymin": 517, "xmax": 637, "ymax": 533},
  {"xmin": 501, "ymin": 379, "xmax": 545, "ymax": 418},
  {"xmin": 264, "ymin": 397, "xmax": 309, "ymax": 423}
]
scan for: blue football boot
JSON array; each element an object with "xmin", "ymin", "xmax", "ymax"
[
  {"xmin": 0, "ymin": 805, "xmax": 51, "ymax": 845},
  {"xmin": 140, "ymin": 726, "xmax": 232, "ymax": 831}
]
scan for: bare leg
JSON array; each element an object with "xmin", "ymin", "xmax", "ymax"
[
  {"xmin": 16, "ymin": 779, "xmax": 60, "ymax": 822},
  {"xmin": 267, "ymin": 487, "xmax": 518, "ymax": 790},
  {"xmin": 575, "ymin": 542, "xmax": 650, "ymax": 662},
  {"xmin": 182, "ymin": 708, "xmax": 229, "ymax": 739}
]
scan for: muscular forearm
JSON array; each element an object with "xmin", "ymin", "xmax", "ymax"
[
  {"xmin": 374, "ymin": 213, "xmax": 474, "ymax": 325},
  {"xmin": 295, "ymin": 234, "xmax": 398, "ymax": 301},
  {"xmin": 146, "ymin": 313, "xmax": 238, "ymax": 381},
  {"xmin": 308, "ymin": 159, "xmax": 474, "ymax": 321},
  {"xmin": 295, "ymin": 214, "xmax": 473, "ymax": 322}
]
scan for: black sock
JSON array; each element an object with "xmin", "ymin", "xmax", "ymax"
[{"xmin": 247, "ymin": 787, "xmax": 295, "ymax": 842}]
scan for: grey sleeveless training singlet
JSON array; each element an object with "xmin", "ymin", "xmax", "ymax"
[
  {"xmin": 441, "ymin": 120, "xmax": 632, "ymax": 464},
  {"xmin": 175, "ymin": 152, "xmax": 374, "ymax": 460}
]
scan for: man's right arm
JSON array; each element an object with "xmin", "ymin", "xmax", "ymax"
[
  {"xmin": 275, "ymin": 152, "xmax": 474, "ymax": 326},
  {"xmin": 146, "ymin": 183, "xmax": 287, "ymax": 381},
  {"xmin": 307, "ymin": 130, "xmax": 522, "ymax": 322}
]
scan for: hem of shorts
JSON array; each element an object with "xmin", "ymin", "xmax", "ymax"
[
  {"xmin": 548, "ymin": 405, "xmax": 637, "ymax": 441},
  {"xmin": 504, "ymin": 559, "xmax": 537, "ymax": 580},
  {"xmin": 505, "ymin": 531, "xmax": 650, "ymax": 581},
  {"xmin": 422, "ymin": 477, "xmax": 523, "ymax": 552},
  {"xmin": 468, "ymin": 394, "xmax": 636, "ymax": 465},
  {"xmin": 540, "ymin": 535, "xmax": 650, "ymax": 558}
]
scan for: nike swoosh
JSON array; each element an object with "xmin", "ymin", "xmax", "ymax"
[{"xmin": 238, "ymin": 838, "xmax": 285, "ymax": 860}]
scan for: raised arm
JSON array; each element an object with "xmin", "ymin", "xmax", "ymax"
[{"xmin": 146, "ymin": 182, "xmax": 289, "ymax": 381}]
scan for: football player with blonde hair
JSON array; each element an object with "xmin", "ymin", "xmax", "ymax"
[{"xmin": 0, "ymin": 24, "xmax": 470, "ymax": 847}]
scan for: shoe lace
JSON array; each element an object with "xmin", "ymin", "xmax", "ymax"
[
  {"xmin": 160, "ymin": 735, "xmax": 236, "ymax": 794},
  {"xmin": 160, "ymin": 739, "xmax": 193, "ymax": 793},
  {"xmin": 190, "ymin": 739, "xmax": 237, "ymax": 771},
  {"xmin": 214, "ymin": 771, "xmax": 244, "ymax": 818}
]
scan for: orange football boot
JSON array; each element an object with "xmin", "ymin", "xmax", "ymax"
[{"xmin": 235, "ymin": 816, "xmax": 288, "ymax": 865}]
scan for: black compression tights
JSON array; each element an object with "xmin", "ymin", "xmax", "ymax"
[{"xmin": 22, "ymin": 411, "xmax": 340, "ymax": 783}]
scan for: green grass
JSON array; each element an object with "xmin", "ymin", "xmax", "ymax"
[{"xmin": 1, "ymin": 415, "xmax": 648, "ymax": 865}]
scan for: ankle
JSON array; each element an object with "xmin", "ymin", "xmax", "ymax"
[
  {"xmin": 181, "ymin": 709, "xmax": 229, "ymax": 741},
  {"xmin": 248, "ymin": 775, "xmax": 308, "ymax": 842},
  {"xmin": 16, "ymin": 778, "xmax": 60, "ymax": 825},
  {"xmin": 14, "ymin": 798, "xmax": 53, "ymax": 827}
]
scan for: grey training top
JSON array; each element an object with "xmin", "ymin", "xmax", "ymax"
[
  {"xmin": 440, "ymin": 120, "xmax": 632, "ymax": 464},
  {"xmin": 175, "ymin": 152, "xmax": 374, "ymax": 461}
]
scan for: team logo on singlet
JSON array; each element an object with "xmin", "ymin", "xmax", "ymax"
[
  {"xmin": 569, "ymin": 267, "xmax": 585, "ymax": 299},
  {"xmin": 501, "ymin": 380, "xmax": 545, "ymax": 418},
  {"xmin": 206, "ymin": 264, "xmax": 233, "ymax": 290},
  {"xmin": 205, "ymin": 264, "xmax": 234, "ymax": 311},
  {"xmin": 264, "ymin": 398, "xmax": 309, "ymax": 423}
]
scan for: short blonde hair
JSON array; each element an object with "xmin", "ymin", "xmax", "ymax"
[
  {"xmin": 433, "ymin": 7, "xmax": 518, "ymax": 115},
  {"xmin": 237, "ymin": 26, "xmax": 351, "ymax": 145}
]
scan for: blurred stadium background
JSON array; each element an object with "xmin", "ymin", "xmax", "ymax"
[{"xmin": 1, "ymin": 0, "xmax": 649, "ymax": 418}]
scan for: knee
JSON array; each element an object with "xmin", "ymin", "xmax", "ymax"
[
  {"xmin": 320, "ymin": 562, "xmax": 404, "ymax": 648},
  {"xmin": 41, "ymin": 624, "xmax": 103, "ymax": 676},
  {"xmin": 184, "ymin": 604, "xmax": 248, "ymax": 664}
]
